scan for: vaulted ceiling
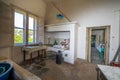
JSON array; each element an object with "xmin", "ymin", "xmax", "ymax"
[{"xmin": 43, "ymin": 0, "xmax": 120, "ymax": 25}]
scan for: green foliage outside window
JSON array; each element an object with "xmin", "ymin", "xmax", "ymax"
[
  {"xmin": 14, "ymin": 28, "xmax": 23, "ymax": 44},
  {"xmin": 14, "ymin": 29, "xmax": 34, "ymax": 44},
  {"xmin": 28, "ymin": 30, "xmax": 34, "ymax": 43}
]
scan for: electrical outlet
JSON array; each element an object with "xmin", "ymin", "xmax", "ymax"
[{"xmin": 65, "ymin": 54, "xmax": 68, "ymax": 57}]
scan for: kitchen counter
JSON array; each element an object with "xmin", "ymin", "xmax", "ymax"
[
  {"xmin": 0, "ymin": 58, "xmax": 41, "ymax": 80},
  {"xmin": 97, "ymin": 64, "xmax": 120, "ymax": 80},
  {"xmin": 47, "ymin": 46, "xmax": 65, "ymax": 52}
]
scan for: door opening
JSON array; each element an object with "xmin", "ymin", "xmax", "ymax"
[
  {"xmin": 87, "ymin": 26, "xmax": 110, "ymax": 64},
  {"xmin": 91, "ymin": 29, "xmax": 105, "ymax": 64}
]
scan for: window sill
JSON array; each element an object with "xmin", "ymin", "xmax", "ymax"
[
  {"xmin": 14, "ymin": 44, "xmax": 25, "ymax": 47},
  {"xmin": 14, "ymin": 43, "xmax": 39, "ymax": 47}
]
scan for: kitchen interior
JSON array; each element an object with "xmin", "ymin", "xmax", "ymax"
[{"xmin": 0, "ymin": 0, "xmax": 120, "ymax": 80}]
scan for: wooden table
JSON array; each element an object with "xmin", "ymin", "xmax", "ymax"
[
  {"xmin": 22, "ymin": 46, "xmax": 46, "ymax": 64},
  {"xmin": 96, "ymin": 64, "xmax": 120, "ymax": 80}
]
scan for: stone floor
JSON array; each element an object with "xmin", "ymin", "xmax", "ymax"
[{"xmin": 20, "ymin": 52, "xmax": 98, "ymax": 80}]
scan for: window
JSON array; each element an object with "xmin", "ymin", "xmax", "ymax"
[
  {"xmin": 14, "ymin": 8, "xmax": 38, "ymax": 46},
  {"xmin": 14, "ymin": 10, "xmax": 26, "ymax": 45},
  {"xmin": 28, "ymin": 15, "xmax": 37, "ymax": 44}
]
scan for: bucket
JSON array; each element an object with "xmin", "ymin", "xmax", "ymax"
[{"xmin": 0, "ymin": 62, "xmax": 13, "ymax": 80}]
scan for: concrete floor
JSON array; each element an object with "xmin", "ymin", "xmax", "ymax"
[
  {"xmin": 91, "ymin": 47, "xmax": 104, "ymax": 64},
  {"xmin": 20, "ymin": 52, "xmax": 97, "ymax": 80},
  {"xmin": 41, "ymin": 59, "xmax": 97, "ymax": 80}
]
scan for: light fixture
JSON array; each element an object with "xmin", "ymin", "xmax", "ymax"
[{"xmin": 56, "ymin": 13, "xmax": 64, "ymax": 19}]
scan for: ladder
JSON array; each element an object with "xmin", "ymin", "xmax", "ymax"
[
  {"xmin": 112, "ymin": 45, "xmax": 120, "ymax": 62},
  {"xmin": 110, "ymin": 45, "xmax": 120, "ymax": 67}
]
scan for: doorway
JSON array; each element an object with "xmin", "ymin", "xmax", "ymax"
[{"xmin": 86, "ymin": 26, "xmax": 110, "ymax": 64}]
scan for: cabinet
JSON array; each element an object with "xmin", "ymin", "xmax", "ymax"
[{"xmin": 45, "ymin": 22, "xmax": 78, "ymax": 64}]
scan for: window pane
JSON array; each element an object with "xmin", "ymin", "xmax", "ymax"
[
  {"xmin": 29, "ymin": 17, "xmax": 34, "ymax": 30},
  {"xmin": 28, "ymin": 30, "xmax": 33, "ymax": 43},
  {"xmin": 28, "ymin": 15, "xmax": 37, "ymax": 44},
  {"xmin": 14, "ymin": 28, "xmax": 23, "ymax": 44},
  {"xmin": 14, "ymin": 12, "xmax": 24, "ymax": 28}
]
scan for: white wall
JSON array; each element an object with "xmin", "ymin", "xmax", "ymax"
[
  {"xmin": 45, "ymin": 0, "xmax": 120, "ymax": 63},
  {"xmin": 76, "ymin": 0, "xmax": 120, "ymax": 62}
]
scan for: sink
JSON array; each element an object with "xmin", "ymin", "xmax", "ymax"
[
  {"xmin": 0, "ymin": 59, "xmax": 41, "ymax": 80},
  {"xmin": 0, "ymin": 62, "xmax": 13, "ymax": 80}
]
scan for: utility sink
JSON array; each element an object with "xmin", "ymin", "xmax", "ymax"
[
  {"xmin": 0, "ymin": 62, "xmax": 13, "ymax": 80},
  {"xmin": 0, "ymin": 62, "xmax": 23, "ymax": 80},
  {"xmin": 0, "ymin": 59, "xmax": 41, "ymax": 80}
]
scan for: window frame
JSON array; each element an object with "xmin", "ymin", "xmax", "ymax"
[
  {"xmin": 28, "ymin": 14, "xmax": 38, "ymax": 44},
  {"xmin": 13, "ymin": 7, "xmax": 38, "ymax": 46},
  {"xmin": 14, "ymin": 9, "xmax": 26, "ymax": 46}
]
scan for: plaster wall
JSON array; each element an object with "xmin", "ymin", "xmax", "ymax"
[
  {"xmin": 45, "ymin": 0, "xmax": 120, "ymax": 62},
  {"xmin": 1, "ymin": 0, "xmax": 46, "ymax": 18},
  {"xmin": 0, "ymin": 1, "xmax": 13, "ymax": 59},
  {"xmin": 0, "ymin": 47, "xmax": 11, "ymax": 59}
]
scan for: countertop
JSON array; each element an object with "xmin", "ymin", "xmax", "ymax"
[{"xmin": 98, "ymin": 65, "xmax": 120, "ymax": 80}]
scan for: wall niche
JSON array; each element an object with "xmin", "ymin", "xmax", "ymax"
[{"xmin": 45, "ymin": 22, "xmax": 78, "ymax": 64}]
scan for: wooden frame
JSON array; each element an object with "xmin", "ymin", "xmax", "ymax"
[
  {"xmin": 86, "ymin": 26, "xmax": 110, "ymax": 64},
  {"xmin": 11, "ymin": 5, "xmax": 39, "ymax": 46}
]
